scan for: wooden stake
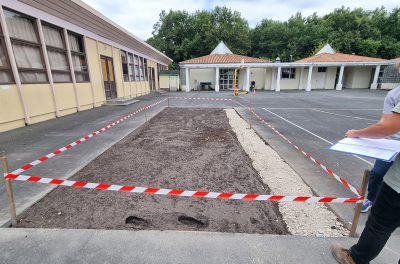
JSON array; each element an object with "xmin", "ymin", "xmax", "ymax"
[
  {"xmin": 350, "ymin": 170, "xmax": 370, "ymax": 237},
  {"xmin": 249, "ymin": 95, "xmax": 253, "ymax": 129},
  {"xmin": 1, "ymin": 155, "xmax": 17, "ymax": 227}
]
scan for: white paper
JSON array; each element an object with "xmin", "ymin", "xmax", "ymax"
[{"xmin": 330, "ymin": 138, "xmax": 400, "ymax": 161}]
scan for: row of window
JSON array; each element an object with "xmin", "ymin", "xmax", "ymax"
[
  {"xmin": 0, "ymin": 8, "xmax": 89, "ymax": 84},
  {"xmin": 120, "ymin": 50, "xmax": 148, "ymax": 82},
  {"xmin": 280, "ymin": 67, "xmax": 327, "ymax": 79}
]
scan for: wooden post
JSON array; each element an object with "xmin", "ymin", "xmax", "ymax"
[
  {"xmin": 249, "ymin": 94, "xmax": 253, "ymax": 129},
  {"xmin": 168, "ymin": 96, "xmax": 170, "ymax": 107},
  {"xmin": 350, "ymin": 170, "xmax": 370, "ymax": 237},
  {"xmin": 145, "ymin": 106, "xmax": 148, "ymax": 122},
  {"xmin": 1, "ymin": 155, "xmax": 18, "ymax": 227}
]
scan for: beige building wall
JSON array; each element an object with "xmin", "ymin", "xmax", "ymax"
[
  {"xmin": 325, "ymin": 67, "xmax": 337, "ymax": 90},
  {"xmin": 0, "ymin": 35, "xmax": 165, "ymax": 133},
  {"xmin": 76, "ymin": 83, "xmax": 95, "ymax": 111},
  {"xmin": 345, "ymin": 67, "xmax": 373, "ymax": 89},
  {"xmin": 86, "ymin": 37, "xmax": 106, "ymax": 106},
  {"xmin": 54, "ymin": 83, "xmax": 77, "ymax": 116},
  {"xmin": 23, "ymin": 84, "xmax": 56, "ymax": 124},
  {"xmin": 190, "ymin": 69, "xmax": 215, "ymax": 90},
  {"xmin": 381, "ymin": 83, "xmax": 400, "ymax": 90},
  {"xmin": 264, "ymin": 68, "xmax": 273, "ymax": 90},
  {"xmin": 249, "ymin": 68, "xmax": 266, "ymax": 89},
  {"xmin": 0, "ymin": 84, "xmax": 26, "ymax": 132}
]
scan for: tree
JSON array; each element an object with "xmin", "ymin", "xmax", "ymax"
[
  {"xmin": 148, "ymin": 6, "xmax": 400, "ymax": 64},
  {"xmin": 147, "ymin": 7, "xmax": 251, "ymax": 66}
]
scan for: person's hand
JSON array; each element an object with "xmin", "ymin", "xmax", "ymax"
[{"xmin": 346, "ymin": 129, "xmax": 360, "ymax": 138}]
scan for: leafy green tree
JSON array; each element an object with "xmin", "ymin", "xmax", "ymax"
[
  {"xmin": 148, "ymin": 6, "xmax": 400, "ymax": 64},
  {"xmin": 147, "ymin": 7, "xmax": 251, "ymax": 66}
]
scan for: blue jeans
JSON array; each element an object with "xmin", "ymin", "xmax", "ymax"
[
  {"xmin": 367, "ymin": 160, "xmax": 393, "ymax": 202},
  {"xmin": 350, "ymin": 183, "xmax": 400, "ymax": 263}
]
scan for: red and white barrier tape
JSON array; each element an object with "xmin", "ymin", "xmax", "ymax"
[
  {"xmin": 234, "ymin": 99, "xmax": 360, "ymax": 196},
  {"xmin": 11, "ymin": 98, "xmax": 167, "ymax": 175},
  {"xmin": 7, "ymin": 95, "xmax": 359, "ymax": 199},
  {"xmin": 170, "ymin": 97, "xmax": 232, "ymax": 101},
  {"xmin": 4, "ymin": 173, "xmax": 363, "ymax": 204}
]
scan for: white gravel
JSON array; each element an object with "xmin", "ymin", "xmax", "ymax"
[{"xmin": 225, "ymin": 109, "xmax": 348, "ymax": 237}]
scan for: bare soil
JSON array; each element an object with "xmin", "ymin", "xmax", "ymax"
[{"xmin": 16, "ymin": 108, "xmax": 288, "ymax": 235}]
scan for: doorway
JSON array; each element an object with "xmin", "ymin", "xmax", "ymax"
[
  {"xmin": 314, "ymin": 67, "xmax": 327, "ymax": 89},
  {"xmin": 101, "ymin": 56, "xmax": 117, "ymax": 100},
  {"xmin": 149, "ymin": 67, "xmax": 156, "ymax": 91},
  {"xmin": 219, "ymin": 69, "xmax": 238, "ymax": 90}
]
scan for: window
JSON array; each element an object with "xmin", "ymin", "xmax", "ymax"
[
  {"xmin": 42, "ymin": 23, "xmax": 71, "ymax": 83},
  {"xmin": 0, "ymin": 24, "xmax": 13, "ymax": 84},
  {"xmin": 128, "ymin": 52, "xmax": 135, "ymax": 81},
  {"xmin": 139, "ymin": 57, "xmax": 144, "ymax": 81},
  {"xmin": 318, "ymin": 67, "xmax": 327, "ymax": 73},
  {"xmin": 281, "ymin": 68, "xmax": 295, "ymax": 79},
  {"xmin": 143, "ymin": 58, "xmax": 148, "ymax": 81},
  {"xmin": 4, "ymin": 8, "xmax": 47, "ymax": 83},
  {"xmin": 68, "ymin": 31, "xmax": 89, "ymax": 82},
  {"xmin": 134, "ymin": 55, "xmax": 140, "ymax": 81},
  {"xmin": 120, "ymin": 50, "xmax": 128, "ymax": 81}
]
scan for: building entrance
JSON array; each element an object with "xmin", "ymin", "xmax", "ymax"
[{"xmin": 101, "ymin": 56, "xmax": 117, "ymax": 99}]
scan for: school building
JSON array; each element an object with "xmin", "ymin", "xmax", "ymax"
[
  {"xmin": 180, "ymin": 42, "xmax": 396, "ymax": 92},
  {"xmin": 0, "ymin": 0, "xmax": 172, "ymax": 132}
]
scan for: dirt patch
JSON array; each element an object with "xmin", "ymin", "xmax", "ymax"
[{"xmin": 16, "ymin": 108, "xmax": 288, "ymax": 235}]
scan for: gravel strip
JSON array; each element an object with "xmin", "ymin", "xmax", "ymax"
[{"xmin": 225, "ymin": 109, "xmax": 348, "ymax": 237}]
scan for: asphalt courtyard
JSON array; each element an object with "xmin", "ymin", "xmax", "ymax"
[{"xmin": 0, "ymin": 89, "xmax": 399, "ymax": 263}]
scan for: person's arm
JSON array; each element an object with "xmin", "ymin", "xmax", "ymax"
[{"xmin": 346, "ymin": 113, "xmax": 400, "ymax": 138}]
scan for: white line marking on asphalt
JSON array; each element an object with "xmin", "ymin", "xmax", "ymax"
[
  {"xmin": 263, "ymin": 108, "xmax": 381, "ymax": 111},
  {"xmin": 310, "ymin": 109, "xmax": 378, "ymax": 122},
  {"xmin": 262, "ymin": 108, "xmax": 374, "ymax": 166}
]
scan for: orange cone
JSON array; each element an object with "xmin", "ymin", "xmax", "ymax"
[{"xmin": 253, "ymin": 89, "xmax": 256, "ymax": 95}]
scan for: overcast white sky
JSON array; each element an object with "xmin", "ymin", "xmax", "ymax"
[{"xmin": 82, "ymin": 0, "xmax": 398, "ymax": 40}]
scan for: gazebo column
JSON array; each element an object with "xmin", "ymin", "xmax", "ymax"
[
  {"xmin": 298, "ymin": 67, "xmax": 304, "ymax": 90},
  {"xmin": 370, "ymin": 65, "xmax": 381, "ymax": 90},
  {"xmin": 215, "ymin": 67, "xmax": 219, "ymax": 92},
  {"xmin": 275, "ymin": 66, "xmax": 281, "ymax": 92},
  {"xmin": 270, "ymin": 68, "xmax": 275, "ymax": 91},
  {"xmin": 306, "ymin": 66, "xmax": 313, "ymax": 92},
  {"xmin": 185, "ymin": 67, "xmax": 190, "ymax": 92},
  {"xmin": 245, "ymin": 67, "xmax": 250, "ymax": 92},
  {"xmin": 336, "ymin": 65, "xmax": 345, "ymax": 90}
]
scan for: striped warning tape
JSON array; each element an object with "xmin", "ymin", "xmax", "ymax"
[
  {"xmin": 233, "ymin": 99, "xmax": 360, "ymax": 196},
  {"xmin": 11, "ymin": 98, "xmax": 168, "ymax": 175},
  {"xmin": 170, "ymin": 97, "xmax": 232, "ymax": 101},
  {"xmin": 4, "ymin": 173, "xmax": 364, "ymax": 204},
  {"xmin": 7, "ymin": 95, "xmax": 359, "ymax": 198}
]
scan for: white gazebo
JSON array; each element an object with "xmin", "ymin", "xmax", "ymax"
[{"xmin": 180, "ymin": 43, "xmax": 394, "ymax": 92}]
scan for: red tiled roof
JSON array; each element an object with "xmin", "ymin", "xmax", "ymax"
[
  {"xmin": 180, "ymin": 54, "xmax": 270, "ymax": 64},
  {"xmin": 296, "ymin": 53, "xmax": 386, "ymax": 63}
]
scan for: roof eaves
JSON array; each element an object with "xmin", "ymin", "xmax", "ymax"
[{"xmin": 72, "ymin": 0, "xmax": 173, "ymax": 63}]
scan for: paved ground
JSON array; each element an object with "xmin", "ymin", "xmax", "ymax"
[
  {"xmin": 0, "ymin": 228, "xmax": 391, "ymax": 264},
  {"xmin": 0, "ymin": 92, "xmax": 169, "ymax": 225},
  {"xmin": 0, "ymin": 89, "xmax": 399, "ymax": 263}
]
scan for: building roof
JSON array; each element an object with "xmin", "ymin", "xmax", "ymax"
[
  {"xmin": 12, "ymin": 0, "xmax": 172, "ymax": 65},
  {"xmin": 180, "ymin": 54, "xmax": 270, "ymax": 64},
  {"xmin": 180, "ymin": 41, "xmax": 270, "ymax": 65},
  {"xmin": 297, "ymin": 53, "xmax": 386, "ymax": 63},
  {"xmin": 211, "ymin": 41, "xmax": 233, "ymax": 55},
  {"xmin": 297, "ymin": 44, "xmax": 386, "ymax": 63},
  {"xmin": 316, "ymin": 44, "xmax": 335, "ymax": 55}
]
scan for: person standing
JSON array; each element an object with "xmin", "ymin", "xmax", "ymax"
[
  {"xmin": 361, "ymin": 84, "xmax": 400, "ymax": 212},
  {"xmin": 331, "ymin": 98, "xmax": 400, "ymax": 263}
]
